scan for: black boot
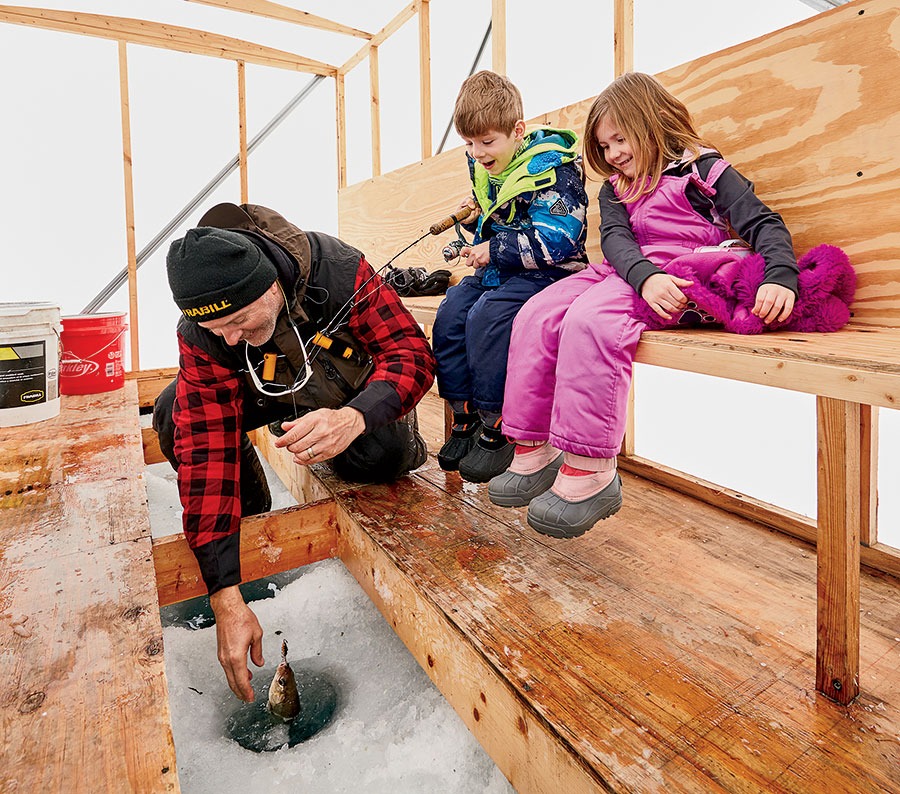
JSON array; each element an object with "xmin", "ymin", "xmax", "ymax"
[
  {"xmin": 458, "ymin": 423, "xmax": 514, "ymax": 483},
  {"xmin": 437, "ymin": 408, "xmax": 482, "ymax": 471}
]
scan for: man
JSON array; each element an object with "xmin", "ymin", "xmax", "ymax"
[{"xmin": 153, "ymin": 202, "xmax": 434, "ymax": 701}]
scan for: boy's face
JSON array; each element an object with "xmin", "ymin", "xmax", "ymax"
[{"xmin": 462, "ymin": 120, "xmax": 526, "ymax": 175}]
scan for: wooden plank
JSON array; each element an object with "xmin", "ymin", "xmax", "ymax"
[
  {"xmin": 126, "ymin": 366, "xmax": 178, "ymax": 408},
  {"xmin": 118, "ymin": 41, "xmax": 140, "ymax": 370},
  {"xmin": 619, "ymin": 452, "xmax": 900, "ymax": 580},
  {"xmin": 336, "ymin": 505, "xmax": 609, "ymax": 794},
  {"xmin": 333, "ymin": 464, "xmax": 900, "ymax": 791},
  {"xmin": 613, "ymin": 0, "xmax": 633, "ymax": 76},
  {"xmin": 815, "ymin": 397, "xmax": 861, "ymax": 704},
  {"xmin": 0, "ymin": 382, "xmax": 179, "ymax": 792},
  {"xmin": 237, "ymin": 60, "xmax": 248, "ymax": 204},
  {"xmin": 418, "ymin": 0, "xmax": 432, "ymax": 161},
  {"xmin": 0, "ymin": 542, "xmax": 179, "ymax": 792},
  {"xmin": 339, "ymin": 2, "xmax": 417, "ymax": 75},
  {"xmin": 370, "ymin": 44, "xmax": 381, "ymax": 177},
  {"xmin": 335, "ymin": 72, "xmax": 346, "ymax": 189},
  {"xmin": 491, "ymin": 0, "xmax": 506, "ymax": 75},
  {"xmin": 634, "ymin": 327, "xmax": 900, "ymax": 409},
  {"xmin": 0, "ymin": 6, "xmax": 337, "ymax": 75},
  {"xmin": 151, "ymin": 499, "xmax": 338, "ymax": 606},
  {"xmin": 186, "ymin": 0, "xmax": 373, "ymax": 39},
  {"xmin": 860, "ymin": 404, "xmax": 879, "ymax": 546},
  {"xmin": 143, "ymin": 425, "xmax": 165, "ymax": 465},
  {"xmin": 619, "ymin": 453, "xmax": 818, "ymax": 544}
]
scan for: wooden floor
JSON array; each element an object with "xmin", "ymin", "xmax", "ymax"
[
  {"xmin": 5, "ymin": 387, "xmax": 900, "ymax": 792},
  {"xmin": 302, "ymin": 393, "xmax": 900, "ymax": 793},
  {"xmin": 0, "ymin": 386, "xmax": 178, "ymax": 792}
]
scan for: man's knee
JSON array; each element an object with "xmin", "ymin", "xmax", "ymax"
[{"xmin": 332, "ymin": 411, "xmax": 426, "ymax": 482}]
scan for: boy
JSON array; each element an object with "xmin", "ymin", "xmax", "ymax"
[{"xmin": 433, "ymin": 70, "xmax": 588, "ymax": 483}]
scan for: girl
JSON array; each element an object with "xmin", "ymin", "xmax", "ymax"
[{"xmin": 488, "ymin": 72, "xmax": 798, "ymax": 539}]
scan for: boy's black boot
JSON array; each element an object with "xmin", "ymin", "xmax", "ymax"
[
  {"xmin": 437, "ymin": 408, "xmax": 482, "ymax": 471},
  {"xmin": 458, "ymin": 423, "xmax": 514, "ymax": 484}
]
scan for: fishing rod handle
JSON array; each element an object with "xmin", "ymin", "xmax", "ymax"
[{"xmin": 429, "ymin": 207, "xmax": 474, "ymax": 235}]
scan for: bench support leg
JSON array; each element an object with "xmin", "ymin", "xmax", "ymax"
[{"xmin": 815, "ymin": 396, "xmax": 861, "ymax": 704}]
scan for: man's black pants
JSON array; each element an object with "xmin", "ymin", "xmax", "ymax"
[{"xmin": 152, "ymin": 378, "xmax": 427, "ymax": 517}]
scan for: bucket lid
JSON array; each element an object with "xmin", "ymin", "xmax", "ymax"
[
  {"xmin": 62, "ymin": 312, "xmax": 128, "ymax": 330},
  {"xmin": 0, "ymin": 302, "xmax": 61, "ymax": 323}
]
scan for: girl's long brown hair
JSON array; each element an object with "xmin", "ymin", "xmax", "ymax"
[{"xmin": 583, "ymin": 72, "xmax": 712, "ymax": 202}]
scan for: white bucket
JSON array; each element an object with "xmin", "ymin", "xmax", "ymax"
[{"xmin": 0, "ymin": 302, "xmax": 62, "ymax": 427}]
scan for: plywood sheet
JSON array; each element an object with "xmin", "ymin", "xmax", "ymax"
[{"xmin": 339, "ymin": 0, "xmax": 900, "ymax": 326}]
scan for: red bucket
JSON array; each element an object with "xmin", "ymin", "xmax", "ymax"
[{"xmin": 60, "ymin": 313, "xmax": 128, "ymax": 395}]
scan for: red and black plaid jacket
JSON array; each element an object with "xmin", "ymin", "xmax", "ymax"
[{"xmin": 172, "ymin": 256, "xmax": 434, "ymax": 593}]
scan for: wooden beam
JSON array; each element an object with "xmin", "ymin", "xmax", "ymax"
[
  {"xmin": 125, "ymin": 366, "xmax": 178, "ymax": 408},
  {"xmin": 339, "ymin": 2, "xmax": 416, "ymax": 75},
  {"xmin": 142, "ymin": 426, "xmax": 165, "ymax": 465},
  {"xmin": 418, "ymin": 0, "xmax": 432, "ymax": 160},
  {"xmin": 619, "ymin": 452, "xmax": 900, "ymax": 580},
  {"xmin": 186, "ymin": 0, "xmax": 373, "ymax": 39},
  {"xmin": 860, "ymin": 404, "xmax": 879, "ymax": 546},
  {"xmin": 370, "ymin": 44, "xmax": 381, "ymax": 177},
  {"xmin": 152, "ymin": 499, "xmax": 338, "ymax": 606},
  {"xmin": 336, "ymin": 509, "xmax": 605, "ymax": 794},
  {"xmin": 117, "ymin": 41, "xmax": 140, "ymax": 370},
  {"xmin": 620, "ymin": 453, "xmax": 818, "ymax": 543},
  {"xmin": 614, "ymin": 0, "xmax": 634, "ymax": 76},
  {"xmin": 0, "ymin": 6, "xmax": 337, "ymax": 75},
  {"xmin": 335, "ymin": 72, "xmax": 347, "ymax": 189},
  {"xmin": 622, "ymin": 382, "xmax": 635, "ymax": 457},
  {"xmin": 815, "ymin": 397, "xmax": 861, "ymax": 704},
  {"xmin": 491, "ymin": 0, "xmax": 506, "ymax": 75},
  {"xmin": 237, "ymin": 60, "xmax": 249, "ymax": 203}
]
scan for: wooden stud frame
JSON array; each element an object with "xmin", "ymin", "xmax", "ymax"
[
  {"xmin": 237, "ymin": 61, "xmax": 249, "ymax": 204},
  {"xmin": 117, "ymin": 41, "xmax": 140, "ymax": 370},
  {"xmin": 491, "ymin": 0, "xmax": 506, "ymax": 75}
]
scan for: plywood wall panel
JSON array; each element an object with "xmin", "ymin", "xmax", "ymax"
[{"xmin": 338, "ymin": 0, "xmax": 900, "ymax": 325}]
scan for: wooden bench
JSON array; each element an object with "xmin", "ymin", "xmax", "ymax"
[
  {"xmin": 336, "ymin": 0, "xmax": 900, "ymax": 705},
  {"xmin": 0, "ymin": 384, "xmax": 179, "ymax": 792}
]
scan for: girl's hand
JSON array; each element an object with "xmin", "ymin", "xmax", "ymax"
[
  {"xmin": 640, "ymin": 273, "xmax": 694, "ymax": 319},
  {"xmin": 752, "ymin": 283, "xmax": 795, "ymax": 324},
  {"xmin": 460, "ymin": 240, "xmax": 491, "ymax": 268}
]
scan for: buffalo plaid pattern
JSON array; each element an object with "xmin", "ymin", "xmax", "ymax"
[{"xmin": 172, "ymin": 255, "xmax": 434, "ymax": 591}]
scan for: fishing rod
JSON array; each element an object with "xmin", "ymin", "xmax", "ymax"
[
  {"xmin": 249, "ymin": 206, "xmax": 476, "ymax": 402},
  {"xmin": 314, "ymin": 205, "xmax": 475, "ymax": 339}
]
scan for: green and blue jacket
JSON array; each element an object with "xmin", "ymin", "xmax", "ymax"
[{"xmin": 466, "ymin": 127, "xmax": 588, "ymax": 285}]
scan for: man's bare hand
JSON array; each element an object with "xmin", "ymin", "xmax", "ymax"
[
  {"xmin": 210, "ymin": 585, "xmax": 264, "ymax": 702},
  {"xmin": 273, "ymin": 406, "xmax": 365, "ymax": 465}
]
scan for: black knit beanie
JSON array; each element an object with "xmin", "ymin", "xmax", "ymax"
[{"xmin": 166, "ymin": 227, "xmax": 278, "ymax": 322}]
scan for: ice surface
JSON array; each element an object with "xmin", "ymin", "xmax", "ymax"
[{"xmin": 149, "ymin": 456, "xmax": 514, "ymax": 793}]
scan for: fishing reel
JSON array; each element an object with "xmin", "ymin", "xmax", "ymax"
[{"xmin": 442, "ymin": 237, "xmax": 468, "ymax": 262}]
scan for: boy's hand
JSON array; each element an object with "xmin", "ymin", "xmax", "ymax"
[
  {"xmin": 640, "ymin": 273, "xmax": 693, "ymax": 319},
  {"xmin": 752, "ymin": 283, "xmax": 795, "ymax": 324},
  {"xmin": 460, "ymin": 240, "xmax": 491, "ymax": 268},
  {"xmin": 457, "ymin": 196, "xmax": 479, "ymax": 224}
]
